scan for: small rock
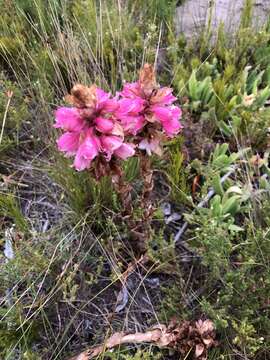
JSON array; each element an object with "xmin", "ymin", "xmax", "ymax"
[
  {"xmin": 165, "ymin": 212, "xmax": 182, "ymax": 225},
  {"xmin": 161, "ymin": 202, "xmax": 171, "ymax": 216},
  {"xmin": 175, "ymin": 0, "xmax": 270, "ymax": 42}
]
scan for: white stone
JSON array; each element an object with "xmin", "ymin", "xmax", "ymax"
[{"xmin": 175, "ymin": 0, "xmax": 270, "ymax": 40}]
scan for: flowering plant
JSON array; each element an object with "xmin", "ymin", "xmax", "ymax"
[
  {"xmin": 54, "ymin": 84, "xmax": 135, "ymax": 178},
  {"xmin": 54, "ymin": 64, "xmax": 182, "ymax": 229}
]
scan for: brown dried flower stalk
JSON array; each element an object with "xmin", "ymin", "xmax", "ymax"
[{"xmin": 69, "ymin": 318, "xmax": 217, "ymax": 360}]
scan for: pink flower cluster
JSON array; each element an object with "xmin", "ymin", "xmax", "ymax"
[
  {"xmin": 54, "ymin": 64, "xmax": 182, "ymax": 172},
  {"xmin": 55, "ymin": 86, "xmax": 134, "ymax": 171}
]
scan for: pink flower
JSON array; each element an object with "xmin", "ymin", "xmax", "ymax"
[
  {"xmin": 119, "ymin": 83, "xmax": 182, "ymax": 137},
  {"xmin": 151, "ymin": 87, "xmax": 177, "ymax": 105},
  {"xmin": 96, "ymin": 88, "xmax": 119, "ymax": 112},
  {"xmin": 54, "ymin": 108, "xmax": 85, "ymax": 132},
  {"xmin": 74, "ymin": 129, "xmax": 100, "ymax": 171},
  {"xmin": 114, "ymin": 143, "xmax": 135, "ymax": 159},
  {"xmin": 120, "ymin": 82, "xmax": 142, "ymax": 99},
  {"xmin": 115, "ymin": 98, "xmax": 145, "ymax": 135},
  {"xmin": 120, "ymin": 115, "xmax": 145, "ymax": 136},
  {"xmin": 95, "ymin": 117, "xmax": 114, "ymax": 133},
  {"xmin": 100, "ymin": 135, "xmax": 123, "ymax": 160},
  {"xmin": 55, "ymin": 85, "xmax": 134, "ymax": 172},
  {"xmin": 117, "ymin": 64, "xmax": 182, "ymax": 155},
  {"xmin": 57, "ymin": 132, "xmax": 80, "ymax": 157},
  {"xmin": 151, "ymin": 105, "xmax": 182, "ymax": 137}
]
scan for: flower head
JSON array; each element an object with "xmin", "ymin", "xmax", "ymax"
[
  {"xmin": 117, "ymin": 64, "xmax": 182, "ymax": 155},
  {"xmin": 243, "ymin": 93, "xmax": 256, "ymax": 107},
  {"xmin": 55, "ymin": 84, "xmax": 134, "ymax": 172}
]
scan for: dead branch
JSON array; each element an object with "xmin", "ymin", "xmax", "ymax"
[{"xmin": 68, "ymin": 318, "xmax": 217, "ymax": 360}]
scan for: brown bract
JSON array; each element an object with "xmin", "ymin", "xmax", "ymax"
[
  {"xmin": 65, "ymin": 84, "xmax": 97, "ymax": 109},
  {"xmin": 91, "ymin": 157, "xmax": 122, "ymax": 181},
  {"xmin": 139, "ymin": 63, "xmax": 158, "ymax": 97},
  {"xmin": 150, "ymin": 87, "xmax": 171, "ymax": 104}
]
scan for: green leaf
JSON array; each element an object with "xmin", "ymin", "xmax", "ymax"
[
  {"xmin": 232, "ymin": 115, "xmax": 242, "ymax": 131},
  {"xmin": 212, "ymin": 175, "xmax": 224, "ymax": 196},
  {"xmin": 222, "ymin": 195, "xmax": 240, "ymax": 215},
  {"xmin": 192, "ymin": 100, "xmax": 201, "ymax": 111},
  {"xmin": 255, "ymin": 86, "xmax": 270, "ymax": 108},
  {"xmin": 228, "ymin": 224, "xmax": 244, "ymax": 232},
  {"xmin": 259, "ymin": 176, "xmax": 269, "ymax": 190},
  {"xmin": 219, "ymin": 143, "xmax": 229, "ymax": 155},
  {"xmin": 211, "ymin": 195, "xmax": 222, "ymax": 217},
  {"xmin": 219, "ymin": 121, "xmax": 232, "ymax": 136},
  {"xmin": 251, "ymin": 70, "xmax": 264, "ymax": 94},
  {"xmin": 188, "ymin": 70, "xmax": 198, "ymax": 100},
  {"xmin": 226, "ymin": 186, "xmax": 243, "ymax": 195},
  {"xmin": 213, "ymin": 154, "xmax": 231, "ymax": 169},
  {"xmin": 201, "ymin": 77, "xmax": 213, "ymax": 103},
  {"xmin": 228, "ymin": 95, "xmax": 238, "ymax": 108}
]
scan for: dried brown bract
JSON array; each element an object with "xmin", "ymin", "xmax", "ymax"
[
  {"xmin": 139, "ymin": 63, "xmax": 158, "ymax": 96},
  {"xmin": 165, "ymin": 318, "xmax": 217, "ymax": 360},
  {"xmin": 65, "ymin": 84, "xmax": 97, "ymax": 108}
]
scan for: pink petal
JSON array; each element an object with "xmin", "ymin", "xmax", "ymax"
[
  {"xmin": 73, "ymin": 153, "xmax": 91, "ymax": 171},
  {"xmin": 100, "ymin": 135, "xmax": 123, "ymax": 160},
  {"xmin": 95, "ymin": 117, "xmax": 114, "ymax": 133},
  {"xmin": 116, "ymin": 98, "xmax": 145, "ymax": 115},
  {"xmin": 54, "ymin": 107, "xmax": 85, "ymax": 132},
  {"xmin": 164, "ymin": 106, "xmax": 182, "ymax": 136},
  {"xmin": 171, "ymin": 105, "xmax": 182, "ymax": 119},
  {"xmin": 115, "ymin": 97, "xmax": 145, "ymax": 135},
  {"xmin": 95, "ymin": 88, "xmax": 119, "ymax": 113},
  {"xmin": 120, "ymin": 82, "xmax": 141, "ymax": 99},
  {"xmin": 163, "ymin": 93, "xmax": 177, "ymax": 105},
  {"xmin": 163, "ymin": 118, "xmax": 181, "ymax": 136},
  {"xmin": 138, "ymin": 139, "xmax": 153, "ymax": 156},
  {"xmin": 102, "ymin": 98, "xmax": 119, "ymax": 112},
  {"xmin": 151, "ymin": 87, "xmax": 177, "ymax": 105},
  {"xmin": 73, "ymin": 130, "xmax": 100, "ymax": 171},
  {"xmin": 151, "ymin": 105, "xmax": 171, "ymax": 122},
  {"xmin": 96, "ymin": 88, "xmax": 110, "ymax": 103},
  {"xmin": 120, "ymin": 115, "xmax": 145, "ymax": 135},
  {"xmin": 111, "ymin": 122, "xmax": 124, "ymax": 138},
  {"xmin": 114, "ymin": 143, "xmax": 135, "ymax": 159},
  {"xmin": 151, "ymin": 105, "xmax": 182, "ymax": 136},
  {"xmin": 57, "ymin": 132, "xmax": 80, "ymax": 156}
]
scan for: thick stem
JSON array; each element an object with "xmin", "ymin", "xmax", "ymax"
[
  {"xmin": 140, "ymin": 154, "xmax": 154, "ymax": 205},
  {"xmin": 111, "ymin": 154, "xmax": 155, "ymax": 253},
  {"xmin": 113, "ymin": 175, "xmax": 133, "ymax": 216}
]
